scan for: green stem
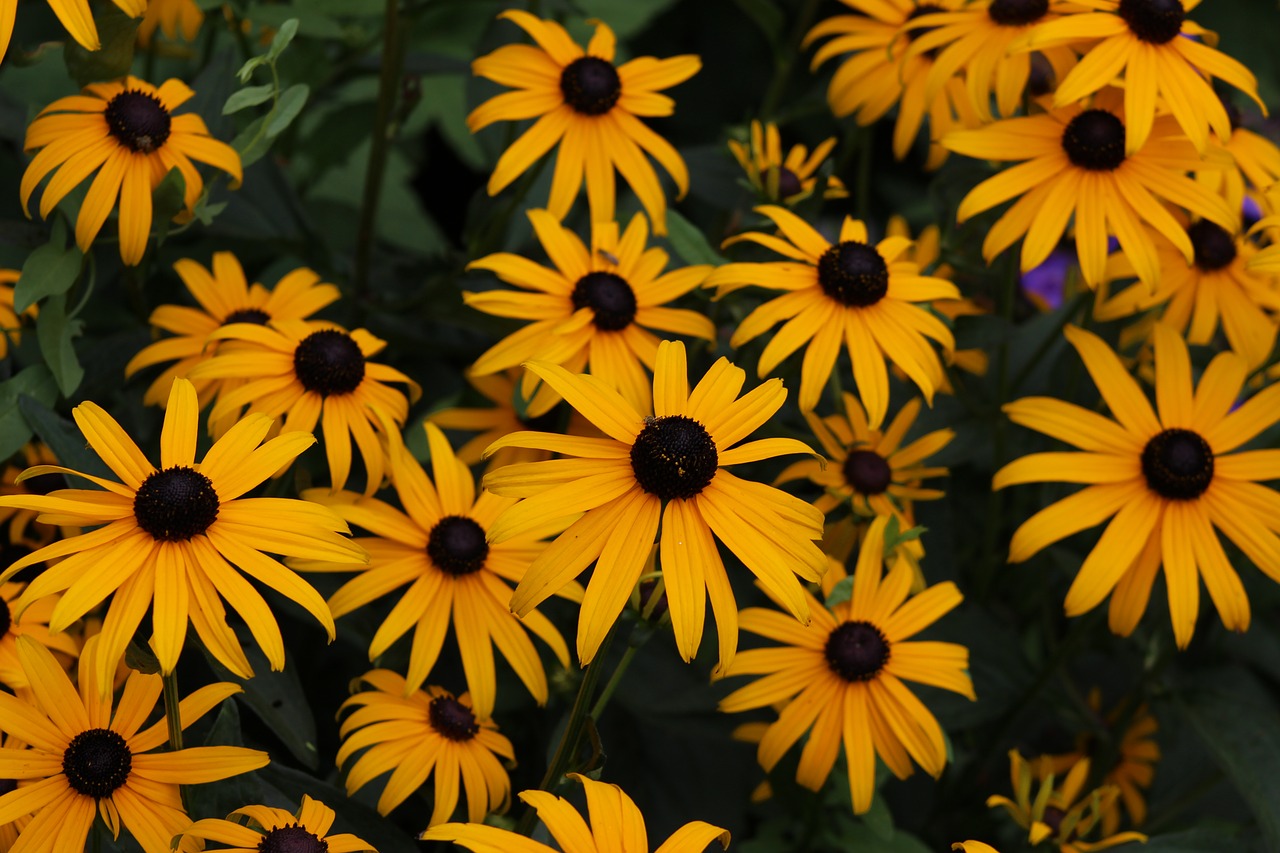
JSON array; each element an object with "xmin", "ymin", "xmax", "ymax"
[
  {"xmin": 758, "ymin": 0, "xmax": 822, "ymax": 120},
  {"xmin": 352, "ymin": 0, "xmax": 407, "ymax": 304},
  {"xmin": 161, "ymin": 669, "xmax": 190, "ymax": 813}
]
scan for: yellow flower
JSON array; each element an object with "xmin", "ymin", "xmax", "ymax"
[
  {"xmin": 190, "ymin": 319, "xmax": 420, "ymax": 494},
  {"xmin": 137, "ymin": 0, "xmax": 203, "ymax": 45},
  {"xmin": 483, "ymin": 340, "xmax": 826, "ymax": 669},
  {"xmin": 178, "ymin": 795, "xmax": 374, "ymax": 852},
  {"xmin": 0, "ymin": 636, "xmax": 268, "ymax": 853},
  {"xmin": 707, "ymin": 206, "xmax": 959, "ymax": 426},
  {"xmin": 719, "ymin": 516, "xmax": 974, "ymax": 814},
  {"xmin": 423, "ymin": 773, "xmax": 730, "ymax": 852},
  {"xmin": 0, "ymin": 581, "xmax": 79, "ymax": 689},
  {"xmin": 467, "ymin": 210, "xmax": 714, "ymax": 413},
  {"xmin": 944, "ymin": 90, "xmax": 1236, "ymax": 288},
  {"xmin": 338, "ymin": 673, "xmax": 512, "ymax": 826},
  {"xmin": 995, "ymin": 324, "xmax": 1280, "ymax": 647},
  {"xmin": 467, "ymin": 11, "xmax": 700, "ymax": 233},
  {"xmin": 426, "ymin": 368, "xmax": 563, "ymax": 470},
  {"xmin": 0, "ymin": 270, "xmax": 37, "ymax": 362},
  {"xmin": 1200, "ymin": 101, "xmax": 1280, "ymax": 214},
  {"xmin": 0, "ymin": 443, "xmax": 74, "ymax": 558},
  {"xmin": 21, "ymin": 76, "xmax": 241, "ymax": 266},
  {"xmin": 0, "ymin": 378, "xmax": 366, "ymax": 686},
  {"xmin": 729, "ymin": 120, "xmax": 846, "ymax": 204},
  {"xmin": 954, "ymin": 843, "xmax": 1002, "ymax": 853},
  {"xmin": 294, "ymin": 422, "xmax": 576, "ymax": 717},
  {"xmin": 0, "ymin": 0, "xmax": 143, "ymax": 60},
  {"xmin": 1011, "ymin": 0, "xmax": 1264, "ymax": 154}
]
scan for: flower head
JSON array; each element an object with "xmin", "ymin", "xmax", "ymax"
[
  {"xmin": 729, "ymin": 120, "xmax": 846, "ymax": 204},
  {"xmin": 178, "ymin": 795, "xmax": 374, "ymax": 852},
  {"xmin": 0, "ymin": 270, "xmax": 37, "ymax": 362},
  {"xmin": 137, "ymin": 0, "xmax": 203, "ymax": 45},
  {"xmin": 0, "ymin": 0, "xmax": 143, "ymax": 60}
]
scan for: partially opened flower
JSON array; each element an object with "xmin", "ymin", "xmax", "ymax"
[
  {"xmin": 178, "ymin": 795, "xmax": 374, "ymax": 852},
  {"xmin": 995, "ymin": 324, "xmax": 1280, "ymax": 647},
  {"xmin": 0, "ymin": 378, "xmax": 367, "ymax": 686},
  {"xmin": 338, "ymin": 673, "xmax": 512, "ymax": 826},
  {"xmin": 706, "ymin": 206, "xmax": 959, "ymax": 426},
  {"xmin": 0, "ymin": 269, "xmax": 37, "ymax": 361},
  {"xmin": 483, "ymin": 340, "xmax": 826, "ymax": 669},
  {"xmin": 423, "ymin": 773, "xmax": 730, "ymax": 853},
  {"xmin": 466, "ymin": 210, "xmax": 714, "ymax": 413},
  {"xmin": 729, "ymin": 120, "xmax": 846, "ymax": 203},
  {"xmin": 719, "ymin": 516, "xmax": 974, "ymax": 814},
  {"xmin": 944, "ymin": 91, "xmax": 1237, "ymax": 287},
  {"xmin": 190, "ymin": 319, "xmax": 420, "ymax": 494},
  {"xmin": 467, "ymin": 11, "xmax": 699, "ymax": 232},
  {"xmin": 0, "ymin": 636, "xmax": 268, "ymax": 853},
  {"xmin": 0, "ymin": 0, "xmax": 143, "ymax": 61},
  {"xmin": 21, "ymin": 76, "xmax": 241, "ymax": 265},
  {"xmin": 1011, "ymin": 0, "xmax": 1264, "ymax": 154}
]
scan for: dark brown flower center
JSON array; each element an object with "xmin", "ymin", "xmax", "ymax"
[
  {"xmin": 133, "ymin": 466, "xmax": 220, "ymax": 541},
  {"xmin": 988, "ymin": 0, "xmax": 1049, "ymax": 25},
  {"xmin": 825, "ymin": 620, "xmax": 890, "ymax": 681},
  {"xmin": 428, "ymin": 695, "xmax": 479, "ymax": 741},
  {"xmin": 293, "ymin": 330, "xmax": 366, "ymax": 396},
  {"xmin": 630, "ymin": 415, "xmax": 718, "ymax": 501},
  {"xmin": 257, "ymin": 824, "xmax": 329, "ymax": 853},
  {"xmin": 223, "ymin": 308, "xmax": 271, "ymax": 325},
  {"xmin": 572, "ymin": 272, "xmax": 637, "ymax": 331},
  {"xmin": 560, "ymin": 57, "xmax": 621, "ymax": 115},
  {"xmin": 1187, "ymin": 220, "xmax": 1237, "ymax": 272},
  {"xmin": 817, "ymin": 241, "xmax": 889, "ymax": 307},
  {"xmin": 1141, "ymin": 428, "xmax": 1213, "ymax": 500},
  {"xmin": 1118, "ymin": 0, "xmax": 1185, "ymax": 44},
  {"xmin": 104, "ymin": 90, "xmax": 172, "ymax": 154},
  {"xmin": 843, "ymin": 449, "xmax": 893, "ymax": 495},
  {"xmin": 426, "ymin": 515, "xmax": 489, "ymax": 576},
  {"xmin": 776, "ymin": 167, "xmax": 803, "ymax": 199},
  {"xmin": 1062, "ymin": 109, "xmax": 1126, "ymax": 171},
  {"xmin": 62, "ymin": 728, "xmax": 132, "ymax": 798}
]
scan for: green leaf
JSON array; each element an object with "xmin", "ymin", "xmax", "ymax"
[
  {"xmin": 18, "ymin": 395, "xmax": 113, "ymax": 481},
  {"xmin": 35, "ymin": 293, "xmax": 84, "ymax": 396},
  {"xmin": 63, "ymin": 5, "xmax": 138, "ymax": 86},
  {"xmin": 266, "ymin": 18, "xmax": 300, "ymax": 60},
  {"xmin": 233, "ymin": 115, "xmax": 270, "ymax": 167},
  {"xmin": 861, "ymin": 790, "xmax": 895, "ymax": 840},
  {"xmin": 267, "ymin": 84, "xmax": 309, "ymax": 138},
  {"xmin": 150, "ymin": 168, "xmax": 188, "ymax": 245},
  {"xmin": 236, "ymin": 55, "xmax": 269, "ymax": 83},
  {"xmin": 572, "ymin": 0, "xmax": 681, "ymax": 38},
  {"xmin": 223, "ymin": 84, "xmax": 275, "ymax": 114},
  {"xmin": 16, "ymin": 220, "xmax": 82, "ymax": 312},
  {"xmin": 825, "ymin": 575, "xmax": 853, "ymax": 608},
  {"xmin": 663, "ymin": 209, "xmax": 727, "ymax": 266},
  {"xmin": 124, "ymin": 642, "xmax": 161, "ymax": 675},
  {"xmin": 0, "ymin": 368, "xmax": 57, "ymax": 461}
]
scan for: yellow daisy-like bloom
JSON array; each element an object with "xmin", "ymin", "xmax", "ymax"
[
  {"xmin": 178, "ymin": 795, "xmax": 373, "ymax": 852},
  {"xmin": 944, "ymin": 92, "xmax": 1236, "ymax": 288},
  {"xmin": 1095, "ymin": 220, "xmax": 1280, "ymax": 368},
  {"xmin": 0, "ymin": 582, "xmax": 79, "ymax": 689},
  {"xmin": 954, "ymin": 843, "xmax": 1001, "ymax": 853},
  {"xmin": 467, "ymin": 210, "xmax": 714, "ymax": 414},
  {"xmin": 719, "ymin": 516, "xmax": 974, "ymax": 814},
  {"xmin": 988, "ymin": 751, "xmax": 1146, "ymax": 852},
  {"xmin": 0, "ymin": 0, "xmax": 142, "ymax": 60},
  {"xmin": 137, "ymin": 0, "xmax": 203, "ymax": 45},
  {"xmin": 0, "ymin": 270, "xmax": 37, "ymax": 362},
  {"xmin": 0, "ymin": 444, "xmax": 76, "ymax": 564},
  {"xmin": 1012, "ymin": 0, "xmax": 1265, "ymax": 155},
  {"xmin": 190, "ymin": 319, "xmax": 420, "ymax": 494},
  {"xmin": 338, "ymin": 672, "xmax": 513, "ymax": 826},
  {"xmin": 995, "ymin": 324, "xmax": 1280, "ymax": 647},
  {"xmin": 804, "ymin": 0, "xmax": 977, "ymax": 170},
  {"xmin": 904, "ymin": 0, "xmax": 1079, "ymax": 121},
  {"xmin": 0, "ymin": 636, "xmax": 268, "ymax": 853},
  {"xmin": 1201, "ymin": 102, "xmax": 1280, "ymax": 215},
  {"xmin": 706, "ymin": 205, "xmax": 959, "ymax": 426},
  {"xmin": 0, "ymin": 378, "xmax": 367, "ymax": 686},
  {"xmin": 21, "ymin": 76, "xmax": 242, "ymax": 266},
  {"xmin": 295, "ymin": 422, "xmax": 574, "ymax": 718},
  {"xmin": 483, "ymin": 340, "xmax": 826, "ymax": 668},
  {"xmin": 427, "ymin": 368, "xmax": 563, "ymax": 470},
  {"xmin": 467, "ymin": 11, "xmax": 700, "ymax": 233},
  {"xmin": 424, "ymin": 772, "xmax": 730, "ymax": 852},
  {"xmin": 124, "ymin": 251, "xmax": 340, "ymax": 422},
  {"xmin": 729, "ymin": 120, "xmax": 847, "ymax": 204}
]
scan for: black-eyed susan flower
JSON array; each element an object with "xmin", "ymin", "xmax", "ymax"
[
  {"xmin": 954, "ymin": 843, "xmax": 1001, "ymax": 853},
  {"xmin": 0, "ymin": 582, "xmax": 79, "ymax": 689},
  {"xmin": 125, "ymin": 251, "xmax": 340, "ymax": 435},
  {"xmin": 0, "ymin": 636, "xmax": 268, "ymax": 853},
  {"xmin": 729, "ymin": 120, "xmax": 846, "ymax": 204},
  {"xmin": 423, "ymin": 772, "xmax": 730, "ymax": 852},
  {"xmin": 0, "ymin": 270, "xmax": 37, "ymax": 362},
  {"xmin": 904, "ymin": 0, "xmax": 1080, "ymax": 121},
  {"xmin": 467, "ymin": 210, "xmax": 714, "ymax": 414},
  {"xmin": 427, "ymin": 368, "xmax": 563, "ymax": 470},
  {"xmin": 0, "ymin": 444, "xmax": 77, "ymax": 564},
  {"xmin": 483, "ymin": 340, "xmax": 826, "ymax": 669},
  {"xmin": 719, "ymin": 516, "xmax": 974, "ymax": 814},
  {"xmin": 0, "ymin": 0, "xmax": 143, "ymax": 60},
  {"xmin": 995, "ymin": 324, "xmax": 1280, "ymax": 647},
  {"xmin": 1095, "ymin": 220, "xmax": 1280, "ymax": 368},
  {"xmin": 467, "ymin": 11, "xmax": 699, "ymax": 233},
  {"xmin": 1012, "ymin": 0, "xmax": 1264, "ymax": 154},
  {"xmin": 1203, "ymin": 101, "xmax": 1280, "ymax": 215},
  {"xmin": 21, "ymin": 76, "xmax": 241, "ymax": 266},
  {"xmin": 294, "ymin": 422, "xmax": 575, "ymax": 718},
  {"xmin": 989, "ymin": 751, "xmax": 1146, "ymax": 852},
  {"xmin": 944, "ymin": 91, "xmax": 1237, "ymax": 288},
  {"xmin": 0, "ymin": 378, "xmax": 366, "ymax": 686},
  {"xmin": 138, "ymin": 0, "xmax": 203, "ymax": 45},
  {"xmin": 805, "ymin": 0, "xmax": 977, "ymax": 170},
  {"xmin": 178, "ymin": 795, "xmax": 374, "ymax": 852},
  {"xmin": 707, "ymin": 206, "xmax": 959, "ymax": 426},
  {"xmin": 338, "ymin": 672, "xmax": 512, "ymax": 826},
  {"xmin": 190, "ymin": 319, "xmax": 420, "ymax": 494}
]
